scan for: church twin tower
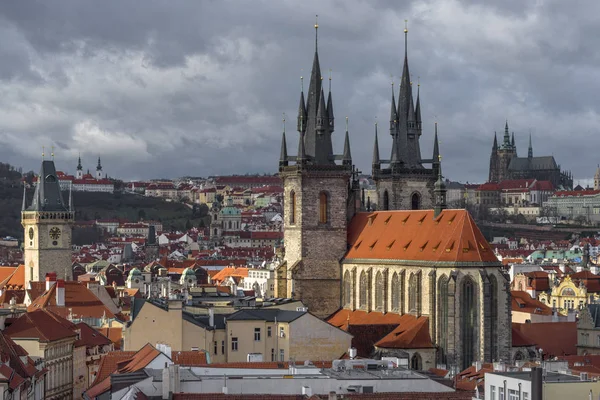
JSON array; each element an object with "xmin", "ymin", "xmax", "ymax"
[{"xmin": 276, "ymin": 22, "xmax": 444, "ymax": 314}]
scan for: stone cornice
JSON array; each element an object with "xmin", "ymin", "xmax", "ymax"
[{"xmin": 343, "ymin": 258, "xmax": 502, "ymax": 268}]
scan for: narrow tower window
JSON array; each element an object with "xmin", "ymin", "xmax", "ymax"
[
  {"xmin": 383, "ymin": 190, "xmax": 390, "ymax": 211},
  {"xmin": 319, "ymin": 192, "xmax": 328, "ymax": 224},
  {"xmin": 411, "ymin": 192, "xmax": 420, "ymax": 210},
  {"xmin": 289, "ymin": 191, "xmax": 296, "ymax": 224}
]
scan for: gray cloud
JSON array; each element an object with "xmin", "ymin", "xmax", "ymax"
[{"xmin": 0, "ymin": 0, "xmax": 597, "ymax": 184}]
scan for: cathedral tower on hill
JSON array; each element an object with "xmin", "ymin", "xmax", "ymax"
[
  {"xmin": 372, "ymin": 24, "xmax": 438, "ymax": 211},
  {"xmin": 22, "ymin": 159, "xmax": 74, "ymax": 285},
  {"xmin": 275, "ymin": 19, "xmax": 359, "ymax": 318}
]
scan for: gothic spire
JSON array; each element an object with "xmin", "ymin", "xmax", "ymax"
[
  {"xmin": 397, "ymin": 20, "xmax": 412, "ymax": 122},
  {"xmin": 511, "ymin": 131, "xmax": 515, "ymax": 148},
  {"xmin": 316, "ymin": 87, "xmax": 327, "ymax": 131},
  {"xmin": 279, "ymin": 116, "xmax": 288, "ymax": 168},
  {"xmin": 28, "ymin": 160, "xmax": 68, "ymax": 212},
  {"xmin": 77, "ymin": 154, "xmax": 82, "ymax": 171},
  {"xmin": 342, "ymin": 117, "xmax": 352, "ymax": 166},
  {"xmin": 327, "ymin": 70, "xmax": 334, "ymax": 131},
  {"xmin": 297, "ymin": 132, "xmax": 306, "ymax": 165},
  {"xmin": 528, "ymin": 133, "xmax": 533, "ymax": 159},
  {"xmin": 433, "ymin": 152, "xmax": 447, "ymax": 218},
  {"xmin": 389, "ymin": 80, "xmax": 398, "ymax": 133},
  {"xmin": 96, "ymin": 156, "xmax": 102, "ymax": 171},
  {"xmin": 68, "ymin": 182, "xmax": 73, "ymax": 212},
  {"xmin": 415, "ymin": 82, "xmax": 422, "ymax": 133},
  {"xmin": 297, "ymin": 77, "xmax": 307, "ymax": 132},
  {"xmin": 21, "ymin": 184, "xmax": 27, "ymax": 211},
  {"xmin": 372, "ymin": 121, "xmax": 380, "ymax": 168},
  {"xmin": 503, "ymin": 120, "xmax": 510, "ymax": 146},
  {"xmin": 492, "ymin": 132, "xmax": 498, "ymax": 151},
  {"xmin": 433, "ymin": 123, "xmax": 440, "ymax": 166}
]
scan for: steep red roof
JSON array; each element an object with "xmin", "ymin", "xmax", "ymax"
[
  {"xmin": 512, "ymin": 322, "xmax": 577, "ymax": 358},
  {"xmin": 75, "ymin": 323, "xmax": 112, "ymax": 347},
  {"xmin": 4, "ymin": 309, "xmax": 77, "ymax": 343},
  {"xmin": 511, "ymin": 291, "xmax": 552, "ymax": 316},
  {"xmin": 327, "ymin": 309, "xmax": 406, "ymax": 328},
  {"xmin": 116, "ymin": 343, "xmax": 161, "ymax": 373},
  {"xmin": 171, "ymin": 350, "xmax": 208, "ymax": 366},
  {"xmin": 346, "ymin": 210, "xmax": 499, "ymax": 265},
  {"xmin": 374, "ymin": 315, "xmax": 433, "ymax": 349}
]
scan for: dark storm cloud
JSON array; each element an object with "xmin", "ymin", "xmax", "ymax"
[{"xmin": 0, "ymin": 0, "xmax": 597, "ymax": 184}]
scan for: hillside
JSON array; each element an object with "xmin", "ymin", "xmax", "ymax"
[{"xmin": 0, "ymin": 184, "xmax": 209, "ymax": 241}]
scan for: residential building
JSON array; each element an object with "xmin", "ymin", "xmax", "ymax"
[
  {"xmin": 577, "ymin": 304, "xmax": 600, "ymax": 355},
  {"xmin": 225, "ymin": 309, "xmax": 351, "ymax": 363},
  {"xmin": 545, "ymin": 189, "xmax": 600, "ymax": 222},
  {"xmin": 4, "ymin": 309, "xmax": 78, "ymax": 400}
]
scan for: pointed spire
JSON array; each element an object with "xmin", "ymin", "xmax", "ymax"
[
  {"xmin": 528, "ymin": 133, "xmax": 533, "ymax": 159},
  {"xmin": 68, "ymin": 182, "xmax": 73, "ymax": 212},
  {"xmin": 433, "ymin": 122, "xmax": 440, "ymax": 165},
  {"xmin": 398, "ymin": 20, "xmax": 412, "ymax": 121},
  {"xmin": 415, "ymin": 80, "xmax": 422, "ymax": 133},
  {"xmin": 389, "ymin": 78, "xmax": 398, "ymax": 132},
  {"xmin": 372, "ymin": 121, "xmax": 380, "ymax": 168},
  {"xmin": 96, "ymin": 156, "xmax": 102, "ymax": 171},
  {"xmin": 279, "ymin": 114, "xmax": 288, "ymax": 168},
  {"xmin": 297, "ymin": 77, "xmax": 307, "ymax": 132},
  {"xmin": 326, "ymin": 69, "xmax": 334, "ymax": 131},
  {"xmin": 342, "ymin": 117, "xmax": 352, "ymax": 166},
  {"xmin": 77, "ymin": 153, "xmax": 82, "ymax": 170},
  {"xmin": 316, "ymin": 87, "xmax": 327, "ymax": 131},
  {"xmin": 511, "ymin": 131, "xmax": 515, "ymax": 148},
  {"xmin": 297, "ymin": 132, "xmax": 306, "ymax": 165},
  {"xmin": 314, "ymin": 14, "xmax": 319, "ymax": 51},
  {"xmin": 492, "ymin": 132, "xmax": 498, "ymax": 150},
  {"xmin": 503, "ymin": 120, "xmax": 510, "ymax": 146},
  {"xmin": 434, "ymin": 152, "xmax": 447, "ymax": 218},
  {"xmin": 21, "ymin": 184, "xmax": 27, "ymax": 211}
]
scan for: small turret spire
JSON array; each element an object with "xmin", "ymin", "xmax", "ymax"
[
  {"xmin": 433, "ymin": 151, "xmax": 447, "ymax": 218},
  {"xmin": 433, "ymin": 122, "xmax": 440, "ymax": 167},
  {"xmin": 21, "ymin": 184, "xmax": 27, "ymax": 211},
  {"xmin": 342, "ymin": 116, "xmax": 352, "ymax": 166},
  {"xmin": 389, "ymin": 78, "xmax": 398, "ymax": 134},
  {"xmin": 372, "ymin": 121, "xmax": 380, "ymax": 168},
  {"xmin": 511, "ymin": 131, "xmax": 515, "ymax": 148},
  {"xmin": 492, "ymin": 132, "xmax": 498, "ymax": 151},
  {"xmin": 415, "ymin": 79, "xmax": 422, "ymax": 133},
  {"xmin": 326, "ymin": 69, "xmax": 334, "ymax": 131},
  {"xmin": 297, "ymin": 76, "xmax": 307, "ymax": 132},
  {"xmin": 528, "ymin": 133, "xmax": 533, "ymax": 159},
  {"xmin": 297, "ymin": 131, "xmax": 306, "ymax": 165},
  {"xmin": 316, "ymin": 87, "xmax": 327, "ymax": 131},
  {"xmin": 96, "ymin": 156, "xmax": 102, "ymax": 171},
  {"xmin": 279, "ymin": 114, "xmax": 288, "ymax": 168},
  {"xmin": 77, "ymin": 153, "xmax": 82, "ymax": 170},
  {"xmin": 503, "ymin": 120, "xmax": 510, "ymax": 146}
]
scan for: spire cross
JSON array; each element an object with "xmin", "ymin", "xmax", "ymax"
[
  {"xmin": 51, "ymin": 146, "xmax": 55, "ymax": 160},
  {"xmin": 329, "ymin": 69, "xmax": 332, "ymax": 92},
  {"xmin": 345, "ymin": 116, "xmax": 348, "ymax": 131},
  {"xmin": 42, "ymin": 146, "xmax": 45, "ymax": 160},
  {"xmin": 282, "ymin": 113, "xmax": 286, "ymax": 133},
  {"xmin": 404, "ymin": 19, "xmax": 408, "ymax": 56}
]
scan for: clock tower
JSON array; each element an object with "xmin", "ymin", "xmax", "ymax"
[{"xmin": 22, "ymin": 160, "xmax": 74, "ymax": 285}]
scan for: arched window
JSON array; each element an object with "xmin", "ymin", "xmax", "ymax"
[
  {"xmin": 343, "ymin": 271, "xmax": 352, "ymax": 307},
  {"xmin": 410, "ymin": 353, "xmax": 422, "ymax": 370},
  {"xmin": 383, "ymin": 190, "xmax": 389, "ymax": 211},
  {"xmin": 438, "ymin": 276, "xmax": 449, "ymax": 365},
  {"xmin": 461, "ymin": 277, "xmax": 476, "ymax": 370},
  {"xmin": 228, "ymin": 221, "xmax": 232, "ymax": 229},
  {"xmin": 408, "ymin": 272, "xmax": 421, "ymax": 315},
  {"xmin": 375, "ymin": 271, "xmax": 384, "ymax": 311},
  {"xmin": 359, "ymin": 271, "xmax": 368, "ymax": 310},
  {"xmin": 489, "ymin": 275, "xmax": 498, "ymax": 362},
  {"xmin": 289, "ymin": 191, "xmax": 296, "ymax": 224},
  {"xmin": 391, "ymin": 273, "xmax": 400, "ymax": 312},
  {"xmin": 213, "ymin": 228, "xmax": 217, "ymax": 235},
  {"xmin": 319, "ymin": 192, "xmax": 328, "ymax": 224},
  {"xmin": 411, "ymin": 192, "xmax": 420, "ymax": 210}
]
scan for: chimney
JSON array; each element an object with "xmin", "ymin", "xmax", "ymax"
[
  {"xmin": 209, "ymin": 307, "xmax": 215, "ymax": 328},
  {"xmin": 46, "ymin": 272, "xmax": 57, "ymax": 291},
  {"xmin": 56, "ymin": 280, "xmax": 65, "ymax": 307},
  {"xmin": 474, "ymin": 361, "xmax": 482, "ymax": 372},
  {"xmin": 531, "ymin": 367, "xmax": 542, "ymax": 400}
]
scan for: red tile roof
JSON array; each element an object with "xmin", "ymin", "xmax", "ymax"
[
  {"xmin": 511, "ymin": 291, "xmax": 552, "ymax": 316},
  {"xmin": 27, "ymin": 281, "xmax": 118, "ymax": 320},
  {"xmin": 346, "ymin": 210, "xmax": 499, "ymax": 265},
  {"xmin": 171, "ymin": 350, "xmax": 208, "ymax": 366},
  {"xmin": 512, "ymin": 322, "xmax": 577, "ymax": 358},
  {"xmin": 75, "ymin": 323, "xmax": 112, "ymax": 347},
  {"xmin": 374, "ymin": 315, "xmax": 433, "ymax": 349},
  {"xmin": 116, "ymin": 343, "xmax": 161, "ymax": 373},
  {"xmin": 4, "ymin": 309, "xmax": 77, "ymax": 343},
  {"xmin": 327, "ymin": 309, "xmax": 406, "ymax": 328}
]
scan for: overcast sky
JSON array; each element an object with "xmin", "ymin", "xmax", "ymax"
[{"xmin": 0, "ymin": 0, "xmax": 597, "ymax": 184}]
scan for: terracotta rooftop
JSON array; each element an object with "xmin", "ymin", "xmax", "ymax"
[
  {"xmin": 0, "ymin": 265, "xmax": 24, "ymax": 290},
  {"xmin": 75, "ymin": 323, "xmax": 112, "ymax": 348},
  {"xmin": 27, "ymin": 281, "xmax": 118, "ymax": 320},
  {"xmin": 511, "ymin": 291, "xmax": 552, "ymax": 316},
  {"xmin": 374, "ymin": 315, "xmax": 433, "ymax": 349},
  {"xmin": 97, "ymin": 327, "xmax": 123, "ymax": 349},
  {"xmin": 512, "ymin": 322, "xmax": 577, "ymax": 358},
  {"xmin": 345, "ymin": 210, "xmax": 499, "ymax": 266},
  {"xmin": 4, "ymin": 309, "xmax": 77, "ymax": 343},
  {"xmin": 116, "ymin": 343, "xmax": 161, "ymax": 374},
  {"xmin": 327, "ymin": 309, "xmax": 406, "ymax": 328},
  {"xmin": 171, "ymin": 350, "xmax": 208, "ymax": 366}
]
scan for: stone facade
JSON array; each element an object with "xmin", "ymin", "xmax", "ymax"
[
  {"xmin": 22, "ymin": 211, "xmax": 74, "ymax": 284},
  {"xmin": 279, "ymin": 165, "xmax": 351, "ymax": 318},
  {"xmin": 342, "ymin": 263, "xmax": 512, "ymax": 371},
  {"xmin": 375, "ymin": 173, "xmax": 434, "ymax": 211}
]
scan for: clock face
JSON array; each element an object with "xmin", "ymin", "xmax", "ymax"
[
  {"xmin": 28, "ymin": 228, "xmax": 34, "ymax": 240},
  {"xmin": 49, "ymin": 227, "xmax": 61, "ymax": 240}
]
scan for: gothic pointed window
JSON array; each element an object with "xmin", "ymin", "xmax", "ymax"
[
  {"xmin": 343, "ymin": 271, "xmax": 352, "ymax": 307},
  {"xmin": 410, "ymin": 353, "xmax": 422, "ymax": 370},
  {"xmin": 319, "ymin": 192, "xmax": 328, "ymax": 224},
  {"xmin": 391, "ymin": 272, "xmax": 400, "ymax": 312},
  {"xmin": 383, "ymin": 190, "xmax": 390, "ymax": 211},
  {"xmin": 438, "ymin": 276, "xmax": 449, "ymax": 365},
  {"xmin": 489, "ymin": 274, "xmax": 499, "ymax": 361},
  {"xmin": 411, "ymin": 192, "xmax": 420, "ymax": 210},
  {"xmin": 461, "ymin": 276, "xmax": 477, "ymax": 370},
  {"xmin": 359, "ymin": 271, "xmax": 368, "ymax": 310},
  {"xmin": 375, "ymin": 271, "xmax": 384, "ymax": 311},
  {"xmin": 289, "ymin": 190, "xmax": 296, "ymax": 224},
  {"xmin": 408, "ymin": 272, "xmax": 421, "ymax": 315}
]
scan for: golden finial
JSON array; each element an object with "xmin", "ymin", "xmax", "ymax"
[
  {"xmin": 320, "ymin": 76, "xmax": 323, "ymax": 81},
  {"xmin": 417, "ymin": 76, "xmax": 420, "ymax": 87},
  {"xmin": 438, "ymin": 154, "xmax": 442, "ymax": 162},
  {"xmin": 282, "ymin": 113, "xmax": 286, "ymax": 133},
  {"xmin": 42, "ymin": 146, "xmax": 45, "ymax": 160},
  {"xmin": 51, "ymin": 146, "xmax": 55, "ymax": 160},
  {"xmin": 315, "ymin": 14, "xmax": 319, "ymax": 29},
  {"xmin": 345, "ymin": 116, "xmax": 349, "ymax": 131},
  {"xmin": 404, "ymin": 19, "xmax": 408, "ymax": 33}
]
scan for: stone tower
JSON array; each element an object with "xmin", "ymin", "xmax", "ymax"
[
  {"xmin": 489, "ymin": 121, "xmax": 517, "ymax": 182},
  {"xmin": 595, "ymin": 165, "xmax": 600, "ymax": 190},
  {"xmin": 22, "ymin": 160, "xmax": 74, "ymax": 285},
  {"xmin": 276, "ymin": 20, "xmax": 356, "ymax": 318},
  {"xmin": 372, "ymin": 24, "xmax": 437, "ymax": 211},
  {"xmin": 76, "ymin": 154, "xmax": 83, "ymax": 179},
  {"xmin": 96, "ymin": 157, "xmax": 103, "ymax": 180}
]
